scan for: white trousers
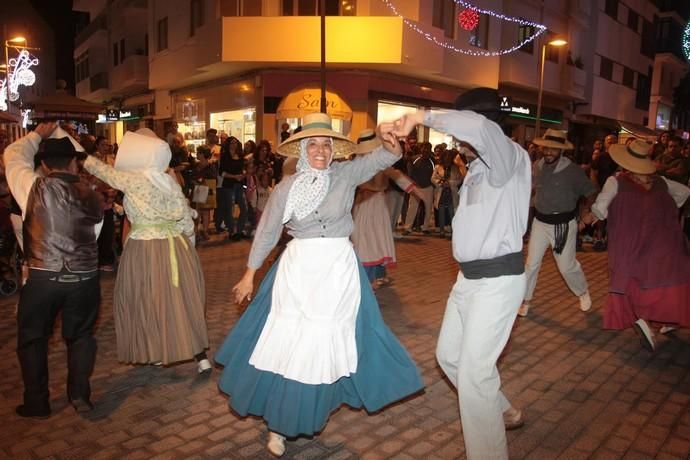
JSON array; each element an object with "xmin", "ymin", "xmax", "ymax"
[
  {"xmin": 404, "ymin": 185, "xmax": 434, "ymax": 230},
  {"xmin": 386, "ymin": 189, "xmax": 404, "ymax": 231},
  {"xmin": 436, "ymin": 272, "xmax": 525, "ymax": 460},
  {"xmin": 524, "ymin": 219, "xmax": 588, "ymax": 301}
]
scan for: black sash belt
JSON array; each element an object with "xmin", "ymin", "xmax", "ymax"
[
  {"xmin": 534, "ymin": 209, "xmax": 577, "ymax": 254},
  {"xmin": 459, "ymin": 251, "xmax": 524, "ymax": 280}
]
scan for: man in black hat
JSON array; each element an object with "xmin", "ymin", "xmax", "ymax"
[
  {"xmin": 5, "ymin": 122, "xmax": 103, "ymax": 418},
  {"xmin": 392, "ymin": 88, "xmax": 530, "ymax": 459}
]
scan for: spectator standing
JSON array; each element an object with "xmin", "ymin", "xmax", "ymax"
[
  {"xmin": 403, "ymin": 141, "xmax": 435, "ymax": 234},
  {"xmin": 219, "ymin": 136, "xmax": 248, "ymax": 240}
]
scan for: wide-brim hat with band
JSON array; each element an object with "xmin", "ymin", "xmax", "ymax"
[
  {"xmin": 354, "ymin": 128, "xmax": 382, "ymax": 155},
  {"xmin": 276, "ymin": 112, "xmax": 355, "ymax": 158},
  {"xmin": 532, "ymin": 129, "xmax": 574, "ymax": 150},
  {"xmin": 609, "ymin": 139, "xmax": 656, "ymax": 174}
]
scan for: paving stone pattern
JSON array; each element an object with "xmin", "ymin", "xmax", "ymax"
[{"xmin": 1, "ymin": 235, "xmax": 689, "ymax": 459}]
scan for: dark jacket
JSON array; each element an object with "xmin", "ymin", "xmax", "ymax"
[{"xmin": 24, "ymin": 172, "xmax": 103, "ymax": 273}]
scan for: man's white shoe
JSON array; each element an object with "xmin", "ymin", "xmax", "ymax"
[
  {"xmin": 517, "ymin": 302, "xmax": 530, "ymax": 317},
  {"xmin": 579, "ymin": 291, "xmax": 592, "ymax": 312},
  {"xmin": 633, "ymin": 319, "xmax": 656, "ymax": 351},
  {"xmin": 197, "ymin": 359, "xmax": 212, "ymax": 374},
  {"xmin": 660, "ymin": 325, "xmax": 678, "ymax": 334},
  {"xmin": 267, "ymin": 432, "xmax": 286, "ymax": 457}
]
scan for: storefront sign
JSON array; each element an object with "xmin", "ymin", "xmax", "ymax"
[
  {"xmin": 511, "ymin": 105, "xmax": 530, "ymax": 115},
  {"xmin": 277, "ymin": 85, "xmax": 352, "ymax": 121},
  {"xmin": 106, "ymin": 109, "xmax": 119, "ymax": 121},
  {"xmin": 500, "ymin": 99, "xmax": 563, "ymax": 124}
]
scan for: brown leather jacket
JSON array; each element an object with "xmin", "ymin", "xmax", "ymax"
[{"xmin": 24, "ymin": 172, "xmax": 103, "ymax": 272}]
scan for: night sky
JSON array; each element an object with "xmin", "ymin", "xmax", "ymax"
[{"xmin": 29, "ymin": 0, "xmax": 79, "ymax": 93}]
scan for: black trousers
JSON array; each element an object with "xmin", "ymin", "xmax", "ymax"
[
  {"xmin": 97, "ymin": 209, "xmax": 116, "ymax": 265},
  {"xmin": 17, "ymin": 275, "xmax": 100, "ymax": 410}
]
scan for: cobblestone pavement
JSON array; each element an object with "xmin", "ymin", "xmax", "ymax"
[{"xmin": 1, "ymin": 235, "xmax": 689, "ymax": 459}]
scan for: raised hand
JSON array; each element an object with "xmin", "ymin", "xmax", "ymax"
[
  {"xmin": 34, "ymin": 122, "xmax": 58, "ymax": 139},
  {"xmin": 377, "ymin": 122, "xmax": 401, "ymax": 155},
  {"xmin": 392, "ymin": 111, "xmax": 425, "ymax": 138}
]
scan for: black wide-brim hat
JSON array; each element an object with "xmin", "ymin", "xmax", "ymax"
[
  {"xmin": 35, "ymin": 137, "xmax": 79, "ymax": 163},
  {"xmin": 455, "ymin": 87, "xmax": 502, "ymax": 115}
]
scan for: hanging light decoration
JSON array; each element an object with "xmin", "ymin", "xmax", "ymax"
[
  {"xmin": 0, "ymin": 49, "xmax": 40, "ymax": 111},
  {"xmin": 458, "ymin": 8, "xmax": 480, "ymax": 31},
  {"xmin": 683, "ymin": 21, "xmax": 689, "ymax": 61},
  {"xmin": 381, "ymin": 0, "xmax": 546, "ymax": 57}
]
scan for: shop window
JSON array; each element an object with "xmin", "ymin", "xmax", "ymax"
[
  {"xmin": 469, "ymin": 14, "xmax": 489, "ymax": 49},
  {"xmin": 190, "ymin": 0, "xmax": 204, "ymax": 36},
  {"xmin": 599, "ymin": 56, "xmax": 613, "ymax": 81},
  {"xmin": 518, "ymin": 23, "xmax": 535, "ymax": 54},
  {"xmin": 210, "ymin": 107, "xmax": 257, "ymax": 144},
  {"xmin": 221, "ymin": 0, "xmax": 262, "ymax": 16},
  {"xmin": 622, "ymin": 66, "xmax": 635, "ymax": 88},
  {"xmin": 281, "ymin": 0, "xmax": 353, "ymax": 16},
  {"xmin": 432, "ymin": 0, "xmax": 455, "ymax": 38},
  {"xmin": 627, "ymin": 9, "xmax": 638, "ymax": 32},
  {"xmin": 604, "ymin": 0, "xmax": 618, "ymax": 21},
  {"xmin": 157, "ymin": 17, "xmax": 168, "ymax": 52},
  {"xmin": 656, "ymin": 104, "xmax": 671, "ymax": 130}
]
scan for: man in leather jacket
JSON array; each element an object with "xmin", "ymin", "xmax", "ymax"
[{"xmin": 5, "ymin": 122, "xmax": 103, "ymax": 418}]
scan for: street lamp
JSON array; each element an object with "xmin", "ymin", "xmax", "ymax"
[{"xmin": 535, "ymin": 36, "xmax": 568, "ymax": 137}]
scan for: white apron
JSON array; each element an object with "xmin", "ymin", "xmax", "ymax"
[{"xmin": 249, "ymin": 237, "xmax": 361, "ymax": 384}]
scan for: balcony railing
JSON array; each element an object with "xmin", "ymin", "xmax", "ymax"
[{"xmin": 90, "ymin": 72, "xmax": 109, "ymax": 93}]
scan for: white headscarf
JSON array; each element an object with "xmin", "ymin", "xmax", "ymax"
[
  {"xmin": 282, "ymin": 138, "xmax": 332, "ymax": 223},
  {"xmin": 114, "ymin": 128, "xmax": 179, "ymax": 195}
]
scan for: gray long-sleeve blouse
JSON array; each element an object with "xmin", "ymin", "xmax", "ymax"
[{"xmin": 247, "ymin": 147, "xmax": 400, "ymax": 269}]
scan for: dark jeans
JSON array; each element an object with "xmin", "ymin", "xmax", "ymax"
[
  {"xmin": 214, "ymin": 187, "xmax": 226, "ymax": 231},
  {"xmin": 17, "ymin": 275, "xmax": 100, "ymax": 411},
  {"xmin": 220, "ymin": 183, "xmax": 248, "ymax": 235},
  {"xmin": 97, "ymin": 209, "xmax": 116, "ymax": 265}
]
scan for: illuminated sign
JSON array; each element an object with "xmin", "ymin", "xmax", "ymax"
[
  {"xmin": 106, "ymin": 109, "xmax": 119, "ymax": 121},
  {"xmin": 511, "ymin": 106, "xmax": 531, "ymax": 115}
]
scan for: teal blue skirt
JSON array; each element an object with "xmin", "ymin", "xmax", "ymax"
[{"xmin": 215, "ymin": 257, "xmax": 424, "ymax": 437}]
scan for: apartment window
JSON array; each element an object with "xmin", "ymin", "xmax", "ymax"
[
  {"xmin": 144, "ymin": 33, "xmax": 149, "ymax": 56},
  {"xmin": 432, "ymin": 0, "xmax": 455, "ymax": 38},
  {"xmin": 75, "ymin": 51, "xmax": 89, "ymax": 82},
  {"xmin": 627, "ymin": 9, "xmax": 639, "ymax": 32},
  {"xmin": 281, "ymin": 0, "xmax": 352, "ymax": 16},
  {"xmin": 635, "ymin": 70, "xmax": 651, "ymax": 110},
  {"xmin": 157, "ymin": 17, "xmax": 168, "ymax": 52},
  {"xmin": 640, "ymin": 19, "xmax": 654, "ymax": 57},
  {"xmin": 518, "ymin": 24, "xmax": 535, "ymax": 54},
  {"xmin": 113, "ymin": 43, "xmax": 119, "ymax": 66},
  {"xmin": 599, "ymin": 56, "xmax": 613, "ymax": 80},
  {"xmin": 545, "ymin": 42, "xmax": 560, "ymax": 63},
  {"xmin": 190, "ymin": 0, "xmax": 205, "ymax": 36},
  {"xmin": 469, "ymin": 14, "xmax": 489, "ymax": 49},
  {"xmin": 604, "ymin": 0, "xmax": 618, "ymax": 20},
  {"xmin": 223, "ymin": 0, "xmax": 263, "ymax": 15},
  {"xmin": 622, "ymin": 67, "xmax": 635, "ymax": 88}
]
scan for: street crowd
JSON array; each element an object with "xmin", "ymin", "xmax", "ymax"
[{"xmin": 0, "ymin": 85, "xmax": 689, "ymax": 459}]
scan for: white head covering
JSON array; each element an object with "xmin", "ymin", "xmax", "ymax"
[
  {"xmin": 282, "ymin": 138, "xmax": 332, "ymax": 223},
  {"xmin": 114, "ymin": 129, "xmax": 178, "ymax": 195}
]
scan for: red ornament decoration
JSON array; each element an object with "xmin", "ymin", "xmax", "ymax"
[{"xmin": 458, "ymin": 8, "xmax": 480, "ymax": 31}]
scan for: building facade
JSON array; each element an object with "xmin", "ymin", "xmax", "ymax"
[{"xmin": 73, "ymin": 0, "xmax": 689, "ymax": 150}]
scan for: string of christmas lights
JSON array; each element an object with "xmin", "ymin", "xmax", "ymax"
[
  {"xmin": 381, "ymin": 0, "xmax": 546, "ymax": 57},
  {"xmin": 683, "ymin": 21, "xmax": 689, "ymax": 61}
]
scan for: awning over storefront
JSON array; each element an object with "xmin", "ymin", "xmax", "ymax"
[
  {"xmin": 276, "ymin": 84, "xmax": 352, "ymax": 121},
  {"xmin": 618, "ymin": 121, "xmax": 658, "ymax": 141}
]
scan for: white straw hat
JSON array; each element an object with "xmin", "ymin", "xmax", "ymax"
[
  {"xmin": 354, "ymin": 128, "xmax": 382, "ymax": 155},
  {"xmin": 276, "ymin": 112, "xmax": 354, "ymax": 158},
  {"xmin": 609, "ymin": 139, "xmax": 656, "ymax": 174}
]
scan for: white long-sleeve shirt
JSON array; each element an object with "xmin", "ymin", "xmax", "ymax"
[
  {"xmin": 423, "ymin": 110, "xmax": 531, "ymax": 263},
  {"xmin": 5, "ymin": 131, "xmax": 103, "ymax": 236},
  {"xmin": 591, "ymin": 174, "xmax": 690, "ymax": 220}
]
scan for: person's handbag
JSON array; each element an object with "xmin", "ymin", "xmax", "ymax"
[{"xmin": 192, "ymin": 184, "xmax": 209, "ymax": 203}]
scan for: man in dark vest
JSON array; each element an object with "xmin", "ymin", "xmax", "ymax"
[{"xmin": 5, "ymin": 122, "xmax": 103, "ymax": 418}]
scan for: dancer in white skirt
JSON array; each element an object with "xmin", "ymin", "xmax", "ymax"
[{"xmin": 216, "ymin": 113, "xmax": 423, "ymax": 457}]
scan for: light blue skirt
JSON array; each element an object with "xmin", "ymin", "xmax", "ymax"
[{"xmin": 215, "ymin": 257, "xmax": 424, "ymax": 437}]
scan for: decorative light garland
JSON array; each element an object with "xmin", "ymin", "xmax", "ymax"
[
  {"xmin": 683, "ymin": 22, "xmax": 690, "ymax": 60},
  {"xmin": 0, "ymin": 49, "xmax": 40, "ymax": 111},
  {"xmin": 381, "ymin": 0, "xmax": 546, "ymax": 57}
]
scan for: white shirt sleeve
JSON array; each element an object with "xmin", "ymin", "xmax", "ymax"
[
  {"xmin": 423, "ymin": 110, "xmax": 526, "ymax": 188},
  {"xmin": 4, "ymin": 131, "xmax": 41, "ymax": 216},
  {"xmin": 662, "ymin": 177, "xmax": 690, "ymax": 208},
  {"xmin": 591, "ymin": 175, "xmax": 619, "ymax": 220}
]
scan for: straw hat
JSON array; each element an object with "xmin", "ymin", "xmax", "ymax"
[
  {"xmin": 532, "ymin": 129, "xmax": 574, "ymax": 150},
  {"xmin": 609, "ymin": 139, "xmax": 656, "ymax": 174},
  {"xmin": 276, "ymin": 112, "xmax": 355, "ymax": 158},
  {"xmin": 354, "ymin": 128, "xmax": 382, "ymax": 154}
]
